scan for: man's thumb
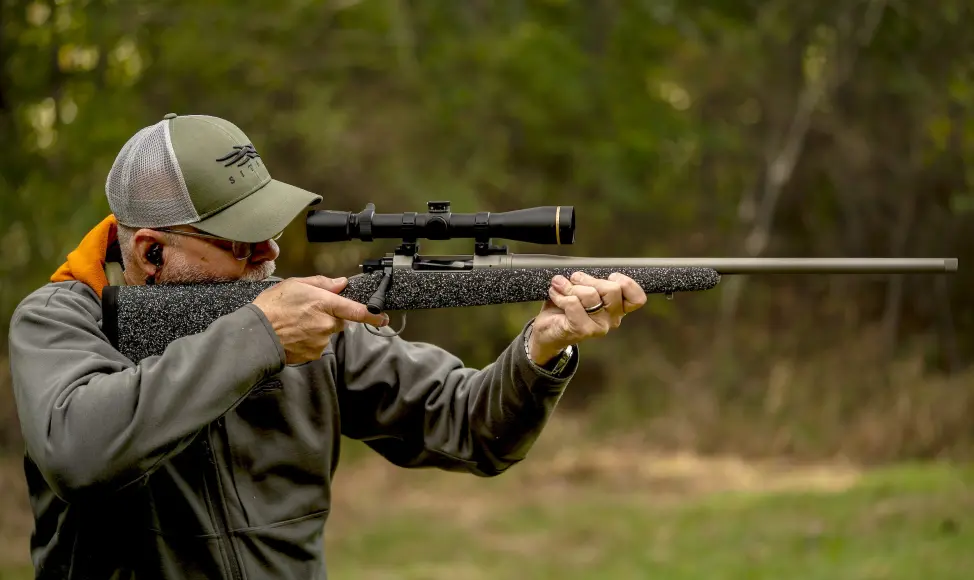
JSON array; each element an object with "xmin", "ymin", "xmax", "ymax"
[{"xmin": 295, "ymin": 275, "xmax": 348, "ymax": 293}]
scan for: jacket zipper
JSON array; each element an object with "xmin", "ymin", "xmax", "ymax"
[{"xmin": 203, "ymin": 422, "xmax": 244, "ymax": 580}]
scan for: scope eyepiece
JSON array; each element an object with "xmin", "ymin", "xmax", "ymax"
[{"xmin": 307, "ymin": 201, "xmax": 575, "ymax": 246}]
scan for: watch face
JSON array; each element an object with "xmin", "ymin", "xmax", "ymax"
[{"xmin": 551, "ymin": 345, "xmax": 573, "ymax": 374}]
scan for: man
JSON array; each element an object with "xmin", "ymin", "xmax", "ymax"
[{"xmin": 8, "ymin": 113, "xmax": 646, "ymax": 579}]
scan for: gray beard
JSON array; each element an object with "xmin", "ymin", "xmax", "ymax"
[{"xmin": 158, "ymin": 259, "xmax": 277, "ymax": 285}]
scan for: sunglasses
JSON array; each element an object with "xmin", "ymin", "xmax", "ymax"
[{"xmin": 153, "ymin": 228, "xmax": 283, "ymax": 261}]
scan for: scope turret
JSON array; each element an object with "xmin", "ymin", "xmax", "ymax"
[{"xmin": 306, "ymin": 201, "xmax": 575, "ymax": 245}]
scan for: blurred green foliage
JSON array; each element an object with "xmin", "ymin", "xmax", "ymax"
[{"xmin": 2, "ymin": 0, "xmax": 973, "ymax": 456}]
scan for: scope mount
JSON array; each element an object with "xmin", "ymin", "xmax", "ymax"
[
  {"xmin": 363, "ymin": 201, "xmax": 510, "ymax": 260},
  {"xmin": 355, "ymin": 202, "xmax": 505, "ymax": 332},
  {"xmin": 306, "ymin": 199, "xmax": 575, "ymax": 330}
]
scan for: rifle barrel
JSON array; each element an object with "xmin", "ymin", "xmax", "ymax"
[{"xmin": 507, "ymin": 256, "xmax": 958, "ymax": 274}]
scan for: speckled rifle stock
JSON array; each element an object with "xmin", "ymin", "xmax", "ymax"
[{"xmin": 102, "ymin": 266, "xmax": 720, "ymax": 362}]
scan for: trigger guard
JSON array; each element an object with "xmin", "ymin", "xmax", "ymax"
[{"xmin": 364, "ymin": 312, "xmax": 407, "ymax": 337}]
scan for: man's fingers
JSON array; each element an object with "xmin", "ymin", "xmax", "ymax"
[
  {"xmin": 548, "ymin": 288, "xmax": 606, "ymax": 335},
  {"xmin": 552, "ymin": 275, "xmax": 603, "ymax": 310},
  {"xmin": 281, "ymin": 276, "xmax": 388, "ymax": 327},
  {"xmin": 325, "ymin": 317, "xmax": 346, "ymax": 334},
  {"xmin": 608, "ymin": 272, "xmax": 647, "ymax": 313},
  {"xmin": 547, "ymin": 288, "xmax": 591, "ymax": 324},
  {"xmin": 294, "ymin": 275, "xmax": 349, "ymax": 294},
  {"xmin": 318, "ymin": 292, "xmax": 389, "ymax": 327},
  {"xmin": 569, "ymin": 271, "xmax": 623, "ymax": 314}
]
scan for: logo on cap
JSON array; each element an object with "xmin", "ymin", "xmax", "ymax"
[{"xmin": 216, "ymin": 144, "xmax": 260, "ymax": 167}]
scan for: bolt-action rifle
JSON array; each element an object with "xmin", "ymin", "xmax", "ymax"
[{"xmin": 102, "ymin": 201, "xmax": 958, "ymax": 363}]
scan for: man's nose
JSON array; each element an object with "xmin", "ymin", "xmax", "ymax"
[{"xmin": 249, "ymin": 238, "xmax": 280, "ymax": 263}]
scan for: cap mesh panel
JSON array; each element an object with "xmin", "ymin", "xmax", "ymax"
[{"xmin": 106, "ymin": 120, "xmax": 199, "ymax": 227}]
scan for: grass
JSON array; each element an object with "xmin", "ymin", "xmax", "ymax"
[
  {"xmin": 320, "ymin": 451, "xmax": 973, "ymax": 579},
  {"xmin": 2, "ymin": 420, "xmax": 972, "ymax": 580}
]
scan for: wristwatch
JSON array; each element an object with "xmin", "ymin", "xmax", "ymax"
[{"xmin": 524, "ymin": 324, "xmax": 575, "ymax": 376}]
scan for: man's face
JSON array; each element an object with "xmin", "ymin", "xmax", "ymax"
[{"xmin": 155, "ymin": 228, "xmax": 279, "ymax": 284}]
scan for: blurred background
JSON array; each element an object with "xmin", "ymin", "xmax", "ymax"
[{"xmin": 2, "ymin": 0, "xmax": 973, "ymax": 578}]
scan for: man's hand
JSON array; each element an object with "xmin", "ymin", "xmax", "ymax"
[
  {"xmin": 252, "ymin": 276, "xmax": 390, "ymax": 365},
  {"xmin": 528, "ymin": 271, "xmax": 647, "ymax": 365}
]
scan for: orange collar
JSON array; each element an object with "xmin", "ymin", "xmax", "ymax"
[{"xmin": 50, "ymin": 215, "xmax": 119, "ymax": 298}]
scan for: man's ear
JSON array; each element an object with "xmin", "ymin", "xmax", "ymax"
[{"xmin": 129, "ymin": 229, "xmax": 169, "ymax": 278}]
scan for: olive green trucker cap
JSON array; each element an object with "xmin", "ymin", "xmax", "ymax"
[{"xmin": 106, "ymin": 113, "xmax": 322, "ymax": 243}]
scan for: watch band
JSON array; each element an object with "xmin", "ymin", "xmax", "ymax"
[
  {"xmin": 546, "ymin": 344, "xmax": 574, "ymax": 375},
  {"xmin": 524, "ymin": 323, "xmax": 574, "ymax": 377}
]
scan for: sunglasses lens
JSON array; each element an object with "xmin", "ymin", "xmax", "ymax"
[
  {"xmin": 232, "ymin": 242, "xmax": 252, "ymax": 260},
  {"xmin": 231, "ymin": 233, "xmax": 281, "ymax": 260}
]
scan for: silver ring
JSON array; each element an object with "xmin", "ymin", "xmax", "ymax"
[{"xmin": 584, "ymin": 301, "xmax": 605, "ymax": 314}]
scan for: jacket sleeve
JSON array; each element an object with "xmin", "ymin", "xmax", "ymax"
[
  {"xmin": 8, "ymin": 283, "xmax": 286, "ymax": 500},
  {"xmin": 333, "ymin": 320, "xmax": 577, "ymax": 476}
]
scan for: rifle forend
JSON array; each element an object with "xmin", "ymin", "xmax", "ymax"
[{"xmin": 101, "ymin": 201, "xmax": 958, "ymax": 363}]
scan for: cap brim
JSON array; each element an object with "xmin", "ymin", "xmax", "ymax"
[{"xmin": 192, "ymin": 180, "xmax": 323, "ymax": 243}]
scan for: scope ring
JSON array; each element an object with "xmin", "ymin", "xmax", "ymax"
[{"xmin": 364, "ymin": 312, "xmax": 407, "ymax": 338}]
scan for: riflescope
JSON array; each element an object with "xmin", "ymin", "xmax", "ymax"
[{"xmin": 307, "ymin": 201, "xmax": 575, "ymax": 245}]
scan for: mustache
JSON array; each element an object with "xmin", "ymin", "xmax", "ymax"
[
  {"xmin": 158, "ymin": 260, "xmax": 277, "ymax": 285},
  {"xmin": 239, "ymin": 261, "xmax": 276, "ymax": 281}
]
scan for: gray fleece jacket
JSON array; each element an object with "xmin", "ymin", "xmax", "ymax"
[{"xmin": 8, "ymin": 279, "xmax": 576, "ymax": 579}]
